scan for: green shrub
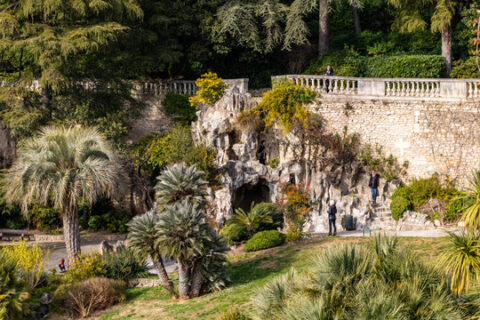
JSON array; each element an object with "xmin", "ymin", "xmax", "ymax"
[
  {"xmin": 31, "ymin": 206, "xmax": 62, "ymax": 233},
  {"xmin": 390, "ymin": 196, "xmax": 411, "ymax": 221},
  {"xmin": 256, "ymin": 202, "xmax": 283, "ymax": 231},
  {"xmin": 220, "ymin": 223, "xmax": 249, "ymax": 245},
  {"xmin": 87, "ymin": 211, "xmax": 132, "ymax": 233},
  {"xmin": 0, "ymin": 254, "xmax": 30, "ymax": 319},
  {"xmin": 104, "ymin": 249, "xmax": 148, "ymax": 281},
  {"xmin": 304, "ymin": 48, "xmax": 364, "ymax": 76},
  {"xmin": 244, "ymin": 230, "xmax": 286, "ymax": 252},
  {"xmin": 450, "ymin": 57, "xmax": 480, "ymax": 79},
  {"xmin": 389, "ymin": 175, "xmax": 458, "ymax": 220},
  {"xmin": 445, "ymin": 193, "xmax": 475, "ymax": 223},
  {"xmin": 63, "ymin": 253, "xmax": 106, "ymax": 285},
  {"xmin": 65, "ymin": 277, "xmax": 127, "ymax": 318},
  {"xmin": 162, "ymin": 93, "xmax": 197, "ymax": 124},
  {"xmin": 216, "ymin": 308, "xmax": 251, "ymax": 320},
  {"xmin": 357, "ymin": 144, "xmax": 408, "ymax": 182},
  {"xmin": 363, "ymin": 55, "xmax": 446, "ymax": 78}
]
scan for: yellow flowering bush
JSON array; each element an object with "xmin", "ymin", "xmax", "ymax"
[
  {"xmin": 2, "ymin": 240, "xmax": 48, "ymax": 288},
  {"xmin": 189, "ymin": 72, "xmax": 228, "ymax": 107},
  {"xmin": 63, "ymin": 253, "xmax": 106, "ymax": 284}
]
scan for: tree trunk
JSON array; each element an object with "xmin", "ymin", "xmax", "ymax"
[
  {"xmin": 178, "ymin": 259, "xmax": 191, "ymax": 300},
  {"xmin": 318, "ymin": 0, "xmax": 329, "ymax": 55},
  {"xmin": 153, "ymin": 257, "xmax": 176, "ymax": 297},
  {"xmin": 40, "ymin": 85, "xmax": 50, "ymax": 111},
  {"xmin": 63, "ymin": 208, "xmax": 80, "ymax": 265},
  {"xmin": 442, "ymin": 23, "xmax": 452, "ymax": 75},
  {"xmin": 190, "ymin": 260, "xmax": 203, "ymax": 298},
  {"xmin": 353, "ymin": 6, "xmax": 361, "ymax": 35}
]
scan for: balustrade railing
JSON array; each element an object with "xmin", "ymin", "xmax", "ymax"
[{"xmin": 273, "ymin": 75, "xmax": 480, "ymax": 101}]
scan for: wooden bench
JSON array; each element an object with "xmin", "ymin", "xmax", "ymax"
[{"xmin": 0, "ymin": 229, "xmax": 32, "ymax": 241}]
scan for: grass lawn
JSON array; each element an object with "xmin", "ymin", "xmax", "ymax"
[{"xmin": 97, "ymin": 236, "xmax": 450, "ymax": 320}]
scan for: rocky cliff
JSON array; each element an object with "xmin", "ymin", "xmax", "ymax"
[{"xmin": 193, "ymin": 91, "xmax": 439, "ymax": 233}]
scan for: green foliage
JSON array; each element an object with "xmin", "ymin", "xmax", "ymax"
[
  {"xmin": 255, "ymin": 202, "xmax": 283, "ymax": 231},
  {"xmin": 306, "ymin": 54, "xmax": 447, "ymax": 78},
  {"xmin": 0, "ymin": 171, "xmax": 25, "ymax": 230},
  {"xmin": 132, "ymin": 126, "xmax": 218, "ymax": 184},
  {"xmin": 390, "ymin": 174, "xmax": 458, "ymax": 220},
  {"xmin": 229, "ymin": 203, "xmax": 274, "ymax": 238},
  {"xmin": 104, "ymin": 249, "xmax": 148, "ymax": 282},
  {"xmin": 220, "ymin": 223, "xmax": 249, "ymax": 245},
  {"xmin": 154, "ymin": 163, "xmax": 208, "ymax": 210},
  {"xmin": 162, "ymin": 93, "xmax": 197, "ymax": 125},
  {"xmin": 87, "ymin": 211, "xmax": 132, "ymax": 233},
  {"xmin": 189, "ymin": 73, "xmax": 228, "ymax": 107},
  {"xmin": 357, "ymin": 144, "xmax": 408, "ymax": 182},
  {"xmin": 390, "ymin": 196, "xmax": 411, "ymax": 220},
  {"xmin": 461, "ymin": 171, "xmax": 480, "ymax": 231},
  {"xmin": 304, "ymin": 47, "xmax": 364, "ymax": 76},
  {"xmin": 446, "ymin": 193, "xmax": 475, "ymax": 223},
  {"xmin": 63, "ymin": 253, "xmax": 106, "ymax": 285},
  {"xmin": 31, "ymin": 206, "xmax": 62, "ymax": 234},
  {"xmin": 255, "ymin": 80, "xmax": 315, "ymax": 133},
  {"xmin": 451, "ymin": 57, "xmax": 480, "ymax": 78},
  {"xmin": 251, "ymin": 235, "xmax": 463, "ymax": 319},
  {"xmin": 442, "ymin": 231, "xmax": 480, "ymax": 296},
  {"xmin": 244, "ymin": 230, "xmax": 286, "ymax": 252},
  {"xmin": 0, "ymin": 254, "xmax": 30, "ymax": 320}
]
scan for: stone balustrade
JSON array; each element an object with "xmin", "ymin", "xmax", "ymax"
[
  {"xmin": 140, "ymin": 78, "xmax": 249, "ymax": 96},
  {"xmin": 273, "ymin": 75, "xmax": 480, "ymax": 101}
]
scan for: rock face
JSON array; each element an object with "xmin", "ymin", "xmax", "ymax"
[
  {"xmin": 193, "ymin": 91, "xmax": 439, "ymax": 233},
  {"xmin": 0, "ymin": 123, "xmax": 15, "ymax": 169}
]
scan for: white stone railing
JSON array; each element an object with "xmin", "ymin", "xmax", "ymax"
[
  {"xmin": 140, "ymin": 78, "xmax": 249, "ymax": 96},
  {"xmin": 273, "ymin": 75, "xmax": 480, "ymax": 101}
]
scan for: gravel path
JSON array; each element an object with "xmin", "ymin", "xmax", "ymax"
[{"xmin": 312, "ymin": 227, "xmax": 458, "ymax": 238}]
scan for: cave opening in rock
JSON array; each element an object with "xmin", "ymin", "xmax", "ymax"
[{"xmin": 233, "ymin": 179, "xmax": 270, "ymax": 213}]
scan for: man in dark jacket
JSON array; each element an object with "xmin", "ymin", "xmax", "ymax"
[
  {"xmin": 368, "ymin": 169, "xmax": 380, "ymax": 204},
  {"xmin": 323, "ymin": 66, "xmax": 335, "ymax": 93},
  {"xmin": 327, "ymin": 200, "xmax": 337, "ymax": 236}
]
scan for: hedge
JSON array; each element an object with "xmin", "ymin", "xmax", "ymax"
[
  {"xmin": 305, "ymin": 54, "xmax": 447, "ymax": 78},
  {"xmin": 244, "ymin": 230, "xmax": 286, "ymax": 252},
  {"xmin": 450, "ymin": 57, "xmax": 480, "ymax": 79}
]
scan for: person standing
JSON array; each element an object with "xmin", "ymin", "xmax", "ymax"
[
  {"xmin": 369, "ymin": 169, "xmax": 380, "ymax": 204},
  {"xmin": 327, "ymin": 200, "xmax": 337, "ymax": 236},
  {"xmin": 257, "ymin": 140, "xmax": 266, "ymax": 165},
  {"xmin": 323, "ymin": 65, "xmax": 335, "ymax": 93}
]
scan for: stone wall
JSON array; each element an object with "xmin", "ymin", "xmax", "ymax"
[{"xmin": 312, "ymin": 97, "xmax": 480, "ymax": 187}]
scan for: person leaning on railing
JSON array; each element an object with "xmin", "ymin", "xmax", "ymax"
[{"xmin": 323, "ymin": 66, "xmax": 335, "ymax": 93}]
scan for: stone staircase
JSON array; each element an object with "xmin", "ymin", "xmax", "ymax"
[{"xmin": 367, "ymin": 203, "xmax": 397, "ymax": 231}]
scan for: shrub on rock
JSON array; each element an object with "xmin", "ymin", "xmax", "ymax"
[
  {"xmin": 390, "ymin": 196, "xmax": 411, "ymax": 220},
  {"xmin": 244, "ymin": 230, "xmax": 286, "ymax": 252}
]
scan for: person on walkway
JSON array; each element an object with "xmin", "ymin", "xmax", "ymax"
[
  {"xmin": 323, "ymin": 66, "xmax": 335, "ymax": 93},
  {"xmin": 369, "ymin": 169, "xmax": 380, "ymax": 204},
  {"xmin": 59, "ymin": 258, "xmax": 66, "ymax": 273},
  {"xmin": 327, "ymin": 200, "xmax": 337, "ymax": 236},
  {"xmin": 257, "ymin": 140, "xmax": 266, "ymax": 165}
]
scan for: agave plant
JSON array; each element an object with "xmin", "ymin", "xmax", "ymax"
[
  {"xmin": 6, "ymin": 126, "xmax": 127, "ymax": 263},
  {"xmin": 127, "ymin": 210, "xmax": 175, "ymax": 296},
  {"xmin": 154, "ymin": 163, "xmax": 208, "ymax": 210},
  {"xmin": 442, "ymin": 231, "xmax": 480, "ymax": 295}
]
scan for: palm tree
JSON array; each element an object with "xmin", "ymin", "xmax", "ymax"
[
  {"xmin": 155, "ymin": 201, "xmax": 211, "ymax": 299},
  {"xmin": 230, "ymin": 203, "xmax": 273, "ymax": 238},
  {"xmin": 127, "ymin": 209, "xmax": 175, "ymax": 296},
  {"xmin": 442, "ymin": 231, "xmax": 480, "ymax": 295},
  {"xmin": 154, "ymin": 163, "xmax": 208, "ymax": 210},
  {"xmin": 6, "ymin": 126, "xmax": 126, "ymax": 263}
]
